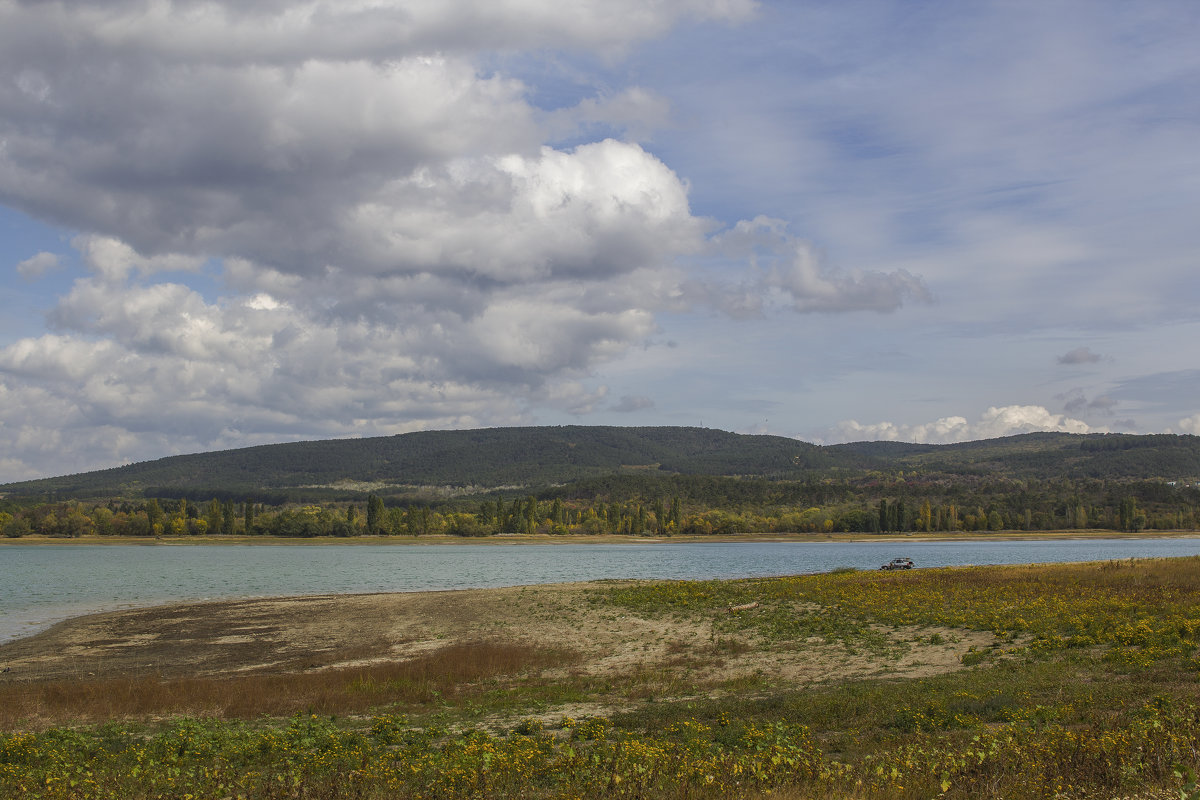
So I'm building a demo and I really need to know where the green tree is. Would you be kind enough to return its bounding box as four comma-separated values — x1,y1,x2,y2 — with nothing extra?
205,500,222,535
1119,497,1146,532
4,513,31,538
407,507,430,536
525,495,537,533
367,494,386,535
502,497,521,533
92,507,114,536
145,499,163,532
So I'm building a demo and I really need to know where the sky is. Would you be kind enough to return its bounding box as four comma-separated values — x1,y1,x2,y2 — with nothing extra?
1,0,1199,482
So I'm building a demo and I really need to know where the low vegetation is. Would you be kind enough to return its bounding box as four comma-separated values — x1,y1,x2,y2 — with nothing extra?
0,642,573,729
3,557,1200,797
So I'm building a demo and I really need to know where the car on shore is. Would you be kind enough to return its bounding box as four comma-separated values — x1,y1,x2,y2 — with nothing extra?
880,557,914,570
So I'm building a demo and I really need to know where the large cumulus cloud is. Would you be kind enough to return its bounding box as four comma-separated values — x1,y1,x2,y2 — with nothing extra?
0,0,929,480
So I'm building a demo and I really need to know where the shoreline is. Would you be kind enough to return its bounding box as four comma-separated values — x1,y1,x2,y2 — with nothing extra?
2,530,1198,546
6,551,1200,685
0,582,610,683
5,539,1200,652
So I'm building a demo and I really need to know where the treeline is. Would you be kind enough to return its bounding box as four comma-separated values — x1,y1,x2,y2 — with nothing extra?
3,474,1199,538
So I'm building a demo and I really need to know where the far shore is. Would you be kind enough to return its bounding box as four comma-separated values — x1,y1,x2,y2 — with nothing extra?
2,530,1198,546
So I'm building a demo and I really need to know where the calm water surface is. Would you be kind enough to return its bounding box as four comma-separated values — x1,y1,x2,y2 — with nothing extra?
3,538,1200,643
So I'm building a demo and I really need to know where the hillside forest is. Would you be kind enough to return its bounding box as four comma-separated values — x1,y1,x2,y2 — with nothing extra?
3,427,1200,538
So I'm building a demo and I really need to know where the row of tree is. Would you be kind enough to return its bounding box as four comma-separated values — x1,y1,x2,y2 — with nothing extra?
0,483,1186,538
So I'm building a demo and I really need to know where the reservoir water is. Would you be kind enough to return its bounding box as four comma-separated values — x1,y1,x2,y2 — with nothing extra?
3,537,1200,643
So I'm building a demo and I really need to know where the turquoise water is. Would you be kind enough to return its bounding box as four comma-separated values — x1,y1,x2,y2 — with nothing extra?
3,537,1200,642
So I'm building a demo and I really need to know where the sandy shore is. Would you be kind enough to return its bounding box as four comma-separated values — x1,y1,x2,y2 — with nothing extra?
0,579,996,713
3,533,1194,694
0,584,597,682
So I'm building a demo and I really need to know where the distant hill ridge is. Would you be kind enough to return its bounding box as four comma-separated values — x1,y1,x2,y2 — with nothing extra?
2,426,1199,499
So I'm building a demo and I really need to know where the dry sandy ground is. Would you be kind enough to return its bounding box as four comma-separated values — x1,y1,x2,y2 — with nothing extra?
0,582,996,707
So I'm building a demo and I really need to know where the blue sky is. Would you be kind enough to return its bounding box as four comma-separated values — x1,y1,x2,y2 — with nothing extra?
1,0,1199,481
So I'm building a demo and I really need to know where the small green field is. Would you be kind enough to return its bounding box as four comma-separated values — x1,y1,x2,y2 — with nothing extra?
4,558,1200,799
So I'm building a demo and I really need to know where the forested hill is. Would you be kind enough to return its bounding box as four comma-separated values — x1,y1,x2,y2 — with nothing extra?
0,427,841,498
829,432,1200,479
2,427,1199,501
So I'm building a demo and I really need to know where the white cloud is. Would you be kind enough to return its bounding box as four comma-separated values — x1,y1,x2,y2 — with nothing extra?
73,235,206,282
0,336,118,383
15,251,59,280
0,235,665,478
825,405,1102,445
340,139,708,289
0,0,949,482
1179,415,1200,436
3,1,756,66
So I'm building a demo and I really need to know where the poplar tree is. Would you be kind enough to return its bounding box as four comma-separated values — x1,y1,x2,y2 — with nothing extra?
525,495,537,533
367,494,385,535
205,499,222,534
145,499,163,533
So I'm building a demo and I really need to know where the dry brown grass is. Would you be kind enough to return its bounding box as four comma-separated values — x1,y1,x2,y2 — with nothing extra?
0,640,576,729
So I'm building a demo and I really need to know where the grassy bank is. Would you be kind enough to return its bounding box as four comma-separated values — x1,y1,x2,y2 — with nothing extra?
3,559,1200,798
